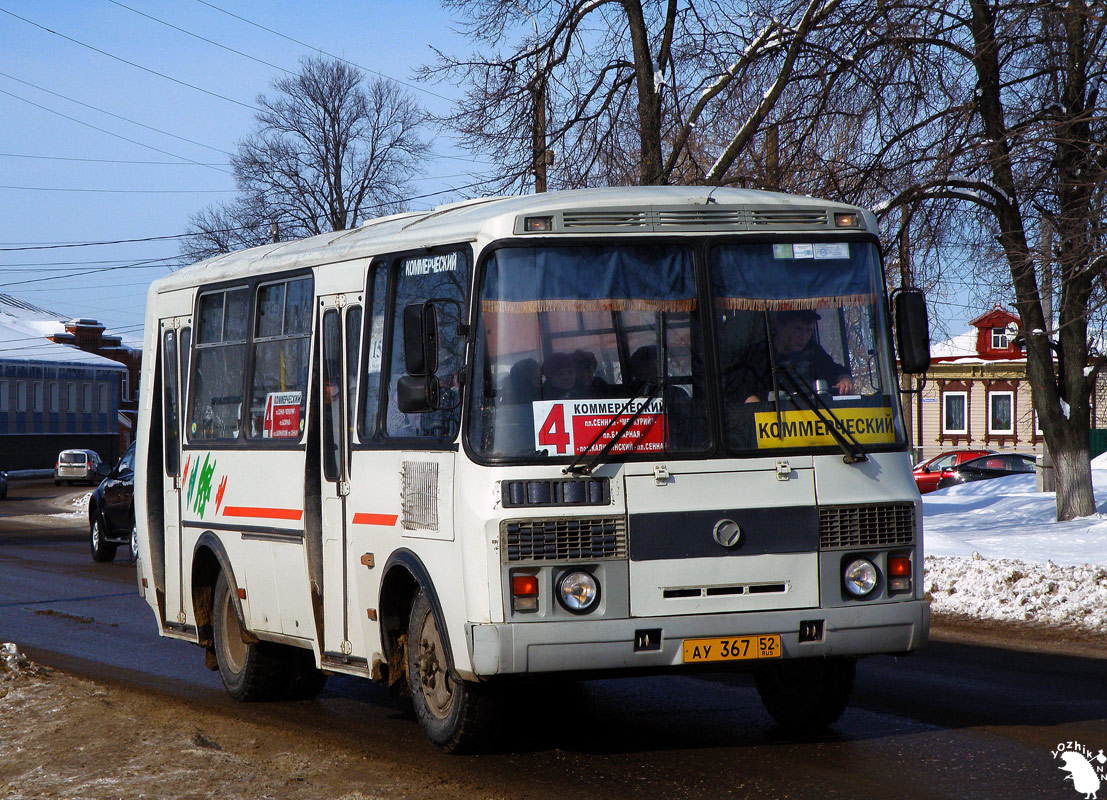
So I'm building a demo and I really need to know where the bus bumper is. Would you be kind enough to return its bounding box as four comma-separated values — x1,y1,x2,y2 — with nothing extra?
465,599,929,678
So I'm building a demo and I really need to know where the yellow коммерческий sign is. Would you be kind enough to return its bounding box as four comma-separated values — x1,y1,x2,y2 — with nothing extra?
754,408,896,449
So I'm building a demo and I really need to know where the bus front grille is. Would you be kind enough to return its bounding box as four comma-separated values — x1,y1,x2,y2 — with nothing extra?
502,517,627,563
819,503,915,549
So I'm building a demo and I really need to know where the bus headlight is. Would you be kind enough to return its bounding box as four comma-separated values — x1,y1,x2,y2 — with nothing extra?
843,559,878,597
557,570,600,614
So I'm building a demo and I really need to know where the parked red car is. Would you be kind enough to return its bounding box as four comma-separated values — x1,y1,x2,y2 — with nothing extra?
913,449,993,494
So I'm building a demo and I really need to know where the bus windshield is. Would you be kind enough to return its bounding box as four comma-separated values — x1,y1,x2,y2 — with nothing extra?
711,241,905,453
467,239,904,461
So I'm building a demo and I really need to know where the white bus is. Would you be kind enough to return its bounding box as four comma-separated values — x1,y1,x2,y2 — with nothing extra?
135,186,931,752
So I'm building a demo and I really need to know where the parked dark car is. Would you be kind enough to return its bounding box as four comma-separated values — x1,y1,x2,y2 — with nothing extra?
913,449,993,494
88,443,136,562
936,452,1036,490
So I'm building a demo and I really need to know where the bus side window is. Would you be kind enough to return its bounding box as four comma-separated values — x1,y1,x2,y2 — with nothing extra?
189,287,250,441
162,329,180,476
360,267,388,440
384,249,469,441
247,276,313,440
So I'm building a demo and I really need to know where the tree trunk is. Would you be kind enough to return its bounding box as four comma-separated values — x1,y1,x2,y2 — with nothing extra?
621,0,664,185
1053,428,1096,520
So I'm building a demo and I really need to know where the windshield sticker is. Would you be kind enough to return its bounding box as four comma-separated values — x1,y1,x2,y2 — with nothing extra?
404,252,457,275
754,407,895,449
262,391,302,439
814,243,850,260
533,398,666,456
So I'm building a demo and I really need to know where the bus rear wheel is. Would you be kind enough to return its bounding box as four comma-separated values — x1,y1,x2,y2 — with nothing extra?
407,590,499,753
755,656,856,731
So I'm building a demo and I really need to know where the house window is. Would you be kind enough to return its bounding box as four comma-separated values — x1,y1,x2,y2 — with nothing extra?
991,327,1010,350
83,384,93,412
121,372,130,401
50,383,59,412
99,384,108,413
988,390,1014,434
942,391,967,434
0,379,9,412
16,381,27,412
33,382,43,412
67,383,76,411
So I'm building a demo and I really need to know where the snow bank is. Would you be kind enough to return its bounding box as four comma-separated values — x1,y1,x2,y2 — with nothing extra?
923,456,1107,633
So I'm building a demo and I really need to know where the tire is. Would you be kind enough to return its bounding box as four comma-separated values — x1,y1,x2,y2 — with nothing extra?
212,571,287,701
284,646,328,700
407,589,499,753
755,656,856,731
89,514,118,562
129,525,139,562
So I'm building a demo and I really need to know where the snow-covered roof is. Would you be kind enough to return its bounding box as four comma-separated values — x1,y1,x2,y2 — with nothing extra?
0,295,126,370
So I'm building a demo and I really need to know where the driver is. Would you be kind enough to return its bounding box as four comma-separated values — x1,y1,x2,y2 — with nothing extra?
744,309,853,402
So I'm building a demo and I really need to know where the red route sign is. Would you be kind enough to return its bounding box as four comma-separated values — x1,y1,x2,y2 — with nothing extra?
263,391,302,439
533,398,666,456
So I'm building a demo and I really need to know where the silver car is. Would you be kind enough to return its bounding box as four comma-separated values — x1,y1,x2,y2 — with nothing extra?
54,449,101,486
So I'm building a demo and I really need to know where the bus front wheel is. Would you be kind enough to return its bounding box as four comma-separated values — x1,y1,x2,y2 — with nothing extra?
212,571,285,701
755,656,856,731
407,590,499,753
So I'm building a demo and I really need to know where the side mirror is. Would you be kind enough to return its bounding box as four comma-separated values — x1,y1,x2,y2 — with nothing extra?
893,289,930,375
96,462,112,478
403,302,438,377
397,374,440,413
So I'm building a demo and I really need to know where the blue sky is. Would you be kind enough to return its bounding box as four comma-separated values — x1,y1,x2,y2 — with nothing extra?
0,0,478,340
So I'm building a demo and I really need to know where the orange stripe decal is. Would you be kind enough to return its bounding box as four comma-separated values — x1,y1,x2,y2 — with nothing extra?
352,513,398,526
222,506,304,521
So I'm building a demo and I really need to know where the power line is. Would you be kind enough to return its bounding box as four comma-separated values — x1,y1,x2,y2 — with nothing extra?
0,6,257,111
192,0,454,104
0,72,231,157
0,87,233,174
0,152,226,166
106,0,292,76
0,185,234,194
0,179,488,252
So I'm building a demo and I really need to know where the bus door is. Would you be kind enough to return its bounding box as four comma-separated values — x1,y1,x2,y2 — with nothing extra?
319,295,362,658
159,316,191,627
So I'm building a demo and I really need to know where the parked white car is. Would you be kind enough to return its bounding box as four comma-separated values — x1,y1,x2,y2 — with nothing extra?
54,449,102,486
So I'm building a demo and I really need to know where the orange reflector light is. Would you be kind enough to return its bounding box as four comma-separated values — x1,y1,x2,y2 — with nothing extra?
512,574,539,597
833,212,860,228
524,216,553,232
888,556,911,577
236,588,247,599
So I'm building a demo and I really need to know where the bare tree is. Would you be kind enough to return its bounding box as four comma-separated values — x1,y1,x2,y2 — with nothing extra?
182,56,430,261
863,0,1107,520
423,0,885,193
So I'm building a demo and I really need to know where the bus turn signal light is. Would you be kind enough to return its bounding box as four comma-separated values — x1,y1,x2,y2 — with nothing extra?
888,555,911,593
512,574,539,612
888,556,911,576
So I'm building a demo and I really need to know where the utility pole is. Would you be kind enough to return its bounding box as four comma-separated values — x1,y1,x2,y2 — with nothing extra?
270,221,280,244
513,2,548,193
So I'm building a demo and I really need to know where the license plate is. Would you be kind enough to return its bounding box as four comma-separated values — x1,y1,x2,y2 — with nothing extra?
682,634,781,663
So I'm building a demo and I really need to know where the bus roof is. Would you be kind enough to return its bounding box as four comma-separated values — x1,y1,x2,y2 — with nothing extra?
152,186,870,293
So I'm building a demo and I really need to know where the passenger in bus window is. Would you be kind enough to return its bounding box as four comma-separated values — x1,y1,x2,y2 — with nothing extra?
572,349,609,397
502,357,541,404
541,352,580,400
744,310,853,401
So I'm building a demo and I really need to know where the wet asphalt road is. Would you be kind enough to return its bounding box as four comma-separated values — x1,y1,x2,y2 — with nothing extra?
1,477,1104,799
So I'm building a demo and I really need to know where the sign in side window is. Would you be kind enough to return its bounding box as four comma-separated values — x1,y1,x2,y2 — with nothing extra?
359,267,388,440
248,276,313,440
384,250,469,441
189,287,250,441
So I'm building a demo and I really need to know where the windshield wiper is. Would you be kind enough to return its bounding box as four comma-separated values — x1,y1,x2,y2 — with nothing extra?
774,365,868,464
563,380,662,476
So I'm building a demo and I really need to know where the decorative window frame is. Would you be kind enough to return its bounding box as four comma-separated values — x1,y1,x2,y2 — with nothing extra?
941,389,968,435
991,327,1010,350
988,390,1015,435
